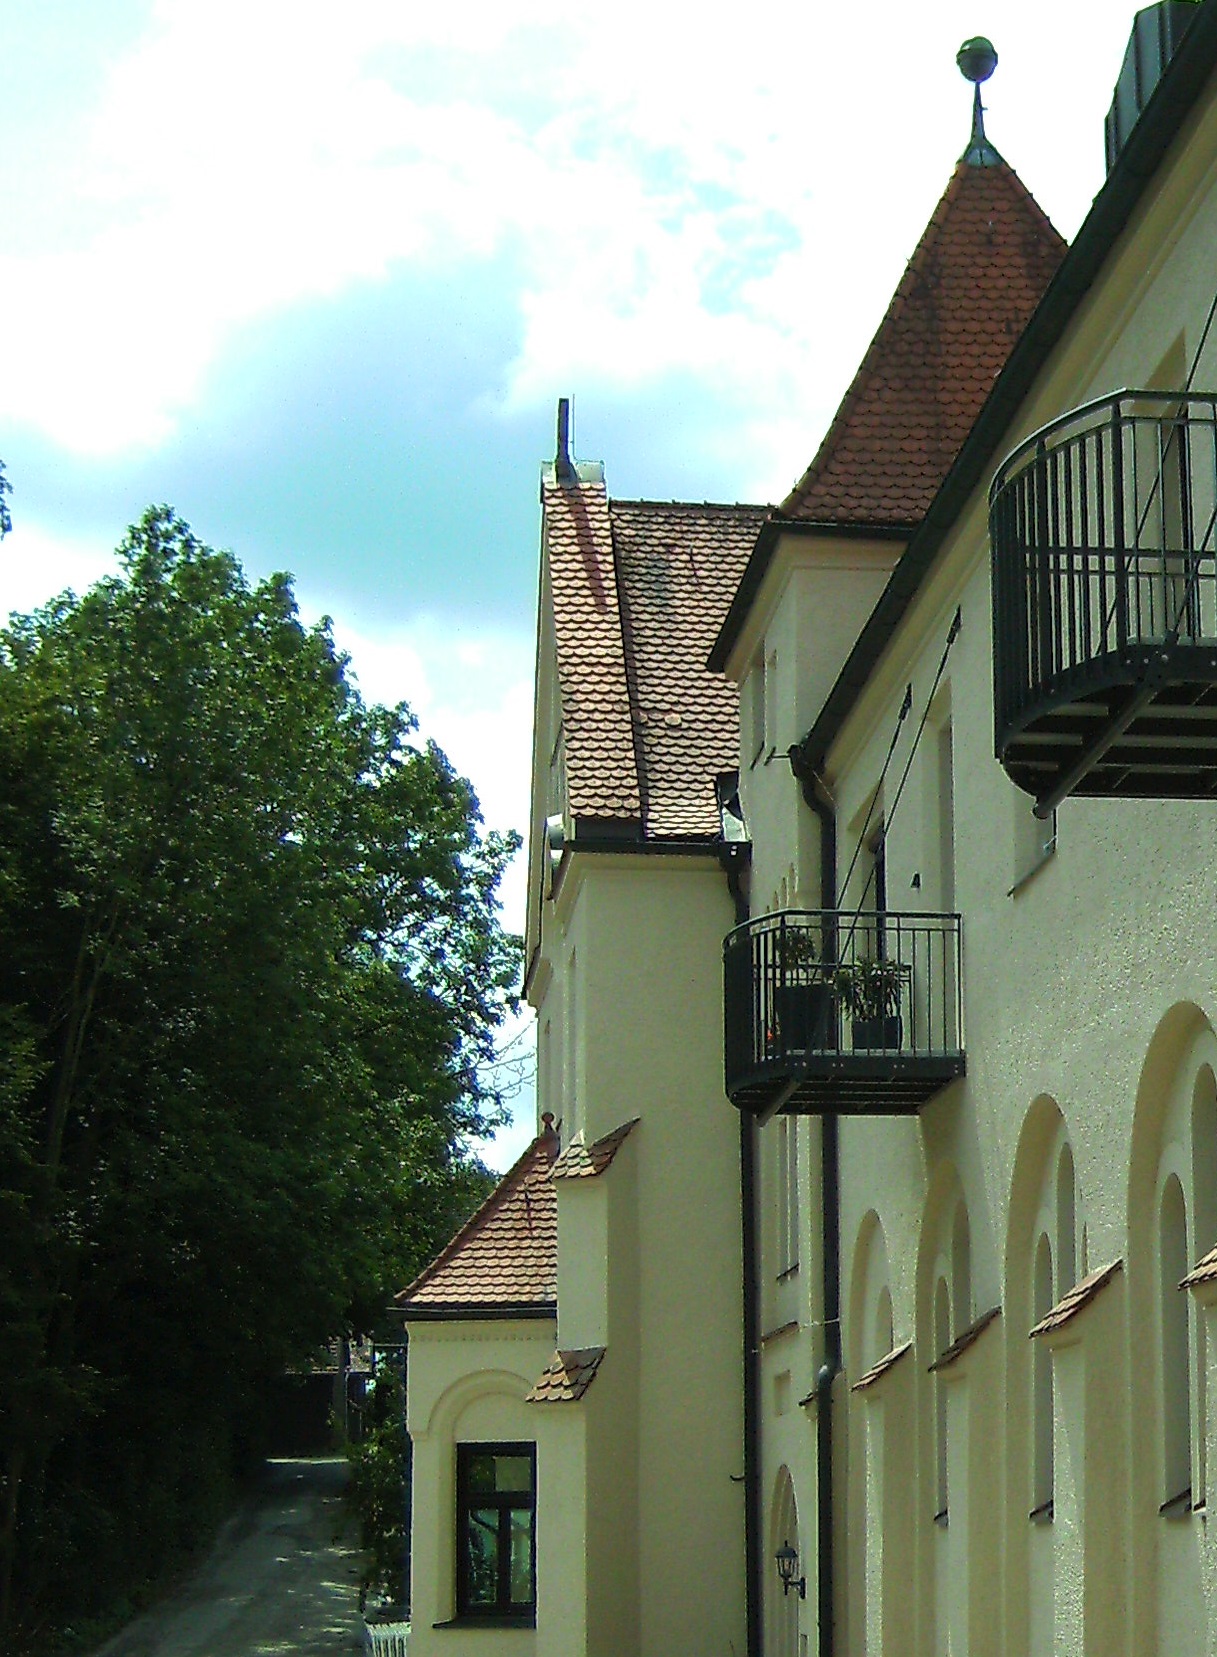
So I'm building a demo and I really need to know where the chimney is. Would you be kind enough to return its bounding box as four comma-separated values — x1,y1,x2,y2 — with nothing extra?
555,398,577,486
1105,2,1202,172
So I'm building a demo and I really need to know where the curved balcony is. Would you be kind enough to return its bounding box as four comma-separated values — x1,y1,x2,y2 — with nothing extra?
723,910,964,1118
992,391,1217,810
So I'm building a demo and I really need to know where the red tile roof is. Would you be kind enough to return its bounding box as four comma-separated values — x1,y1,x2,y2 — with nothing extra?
928,1305,1001,1372
782,160,1066,526
544,479,641,825
544,484,766,840
851,1340,913,1393
1030,1259,1122,1335
612,501,769,838
1182,1248,1217,1289
394,1126,560,1318
552,1117,639,1180
525,1346,606,1403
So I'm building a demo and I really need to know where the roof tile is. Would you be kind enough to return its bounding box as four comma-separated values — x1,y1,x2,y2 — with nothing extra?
852,1340,913,1393
928,1305,1001,1372
395,1127,559,1316
611,500,768,838
545,489,765,840
525,1347,606,1403
1182,1248,1217,1289
552,1117,639,1180
1030,1259,1122,1335
782,160,1066,526
544,480,641,824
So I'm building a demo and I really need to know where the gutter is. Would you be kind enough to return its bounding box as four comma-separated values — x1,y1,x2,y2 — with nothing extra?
790,755,841,1657
718,840,761,1657
393,1302,558,1324
793,0,1217,780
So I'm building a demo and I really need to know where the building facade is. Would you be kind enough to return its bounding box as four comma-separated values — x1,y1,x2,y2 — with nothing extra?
399,5,1217,1652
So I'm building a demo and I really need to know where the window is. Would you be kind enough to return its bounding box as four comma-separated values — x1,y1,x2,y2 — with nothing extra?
776,1116,799,1277
936,715,956,911
1032,1233,1054,1518
750,652,766,763
1160,1177,1192,1509
456,1443,536,1621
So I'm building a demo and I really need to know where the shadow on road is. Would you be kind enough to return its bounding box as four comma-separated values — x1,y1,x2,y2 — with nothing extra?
90,1458,363,1657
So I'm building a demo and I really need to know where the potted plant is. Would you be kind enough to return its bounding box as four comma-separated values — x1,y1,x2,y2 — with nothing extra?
773,925,836,1052
835,956,906,1050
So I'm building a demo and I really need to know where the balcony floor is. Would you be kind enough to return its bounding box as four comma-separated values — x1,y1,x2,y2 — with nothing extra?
1000,647,1217,804
730,1051,966,1117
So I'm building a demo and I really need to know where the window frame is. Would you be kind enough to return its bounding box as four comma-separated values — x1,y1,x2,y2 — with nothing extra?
455,1441,537,1623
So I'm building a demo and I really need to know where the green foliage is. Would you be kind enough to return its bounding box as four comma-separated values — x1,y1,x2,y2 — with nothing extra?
834,957,905,1020
348,1361,409,1611
0,509,520,1645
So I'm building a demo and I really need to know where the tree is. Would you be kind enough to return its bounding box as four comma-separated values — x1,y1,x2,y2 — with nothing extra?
0,508,519,1643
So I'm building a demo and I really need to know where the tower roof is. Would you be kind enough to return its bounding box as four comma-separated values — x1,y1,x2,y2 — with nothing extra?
781,158,1066,527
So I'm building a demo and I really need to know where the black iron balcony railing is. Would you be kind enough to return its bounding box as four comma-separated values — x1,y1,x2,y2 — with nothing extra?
723,910,964,1117
991,391,1217,809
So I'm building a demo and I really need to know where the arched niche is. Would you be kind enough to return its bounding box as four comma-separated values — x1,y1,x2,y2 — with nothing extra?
767,1465,801,1657
1005,1095,1079,1335
425,1366,536,1442
849,1208,895,1377
1125,1002,1217,1642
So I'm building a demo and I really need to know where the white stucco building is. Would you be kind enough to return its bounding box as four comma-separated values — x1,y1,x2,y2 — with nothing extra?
398,5,1217,1653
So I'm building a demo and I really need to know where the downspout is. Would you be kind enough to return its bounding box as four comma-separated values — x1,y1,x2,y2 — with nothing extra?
719,840,761,1657
791,754,840,1657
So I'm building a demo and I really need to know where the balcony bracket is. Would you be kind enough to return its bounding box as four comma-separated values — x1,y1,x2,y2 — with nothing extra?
756,1076,801,1128
1033,662,1165,817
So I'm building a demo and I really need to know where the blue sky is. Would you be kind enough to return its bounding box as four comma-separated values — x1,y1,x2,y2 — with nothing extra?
0,0,1156,1165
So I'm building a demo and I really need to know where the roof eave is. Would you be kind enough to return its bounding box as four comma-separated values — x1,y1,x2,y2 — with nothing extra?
395,1300,558,1324
794,1,1217,780
708,517,916,675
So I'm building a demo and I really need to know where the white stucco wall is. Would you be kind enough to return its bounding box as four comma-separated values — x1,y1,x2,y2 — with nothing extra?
743,59,1217,1657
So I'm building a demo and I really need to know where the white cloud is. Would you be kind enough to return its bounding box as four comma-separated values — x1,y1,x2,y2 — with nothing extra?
1,0,1139,469
0,522,122,613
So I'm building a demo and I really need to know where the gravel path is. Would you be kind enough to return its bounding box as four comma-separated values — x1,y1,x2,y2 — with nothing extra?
90,1458,364,1657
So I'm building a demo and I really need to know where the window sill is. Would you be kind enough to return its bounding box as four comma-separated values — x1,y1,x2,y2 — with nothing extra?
1160,1486,1193,1520
434,1616,536,1630
777,1263,800,1283
1029,1498,1054,1525
932,1508,948,1528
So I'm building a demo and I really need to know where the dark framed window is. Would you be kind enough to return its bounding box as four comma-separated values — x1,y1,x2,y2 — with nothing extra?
456,1442,536,1621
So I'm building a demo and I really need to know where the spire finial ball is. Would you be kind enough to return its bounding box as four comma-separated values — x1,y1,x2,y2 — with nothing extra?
957,36,998,85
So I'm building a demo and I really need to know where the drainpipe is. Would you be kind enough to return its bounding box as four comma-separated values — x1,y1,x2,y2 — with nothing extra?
718,840,761,1657
790,753,840,1657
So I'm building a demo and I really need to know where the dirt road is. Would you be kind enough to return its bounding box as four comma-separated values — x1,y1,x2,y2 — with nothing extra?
91,1458,365,1657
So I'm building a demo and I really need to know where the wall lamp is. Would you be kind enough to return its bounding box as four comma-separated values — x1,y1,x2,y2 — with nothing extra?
775,1541,806,1599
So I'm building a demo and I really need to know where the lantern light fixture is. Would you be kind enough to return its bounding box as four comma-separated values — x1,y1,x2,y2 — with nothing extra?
775,1540,806,1599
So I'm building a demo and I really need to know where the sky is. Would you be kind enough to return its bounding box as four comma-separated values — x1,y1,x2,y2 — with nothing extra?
0,0,1162,1168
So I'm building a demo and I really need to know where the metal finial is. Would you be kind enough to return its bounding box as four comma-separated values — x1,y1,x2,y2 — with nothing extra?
957,37,1002,167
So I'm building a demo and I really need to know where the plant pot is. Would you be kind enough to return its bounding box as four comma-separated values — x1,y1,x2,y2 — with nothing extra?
852,1014,902,1051
776,982,836,1052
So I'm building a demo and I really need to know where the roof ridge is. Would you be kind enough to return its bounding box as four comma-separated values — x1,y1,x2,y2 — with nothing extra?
609,499,772,513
